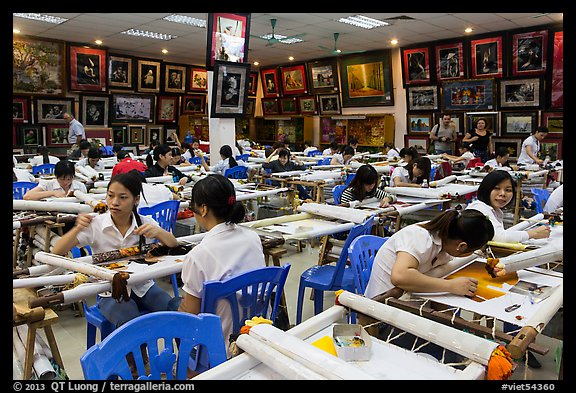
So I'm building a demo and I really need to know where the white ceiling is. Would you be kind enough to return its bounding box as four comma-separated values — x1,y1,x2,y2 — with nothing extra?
13,13,563,68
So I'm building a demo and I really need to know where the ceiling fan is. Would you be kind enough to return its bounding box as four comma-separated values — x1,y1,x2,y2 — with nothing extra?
251,18,306,47
319,33,366,55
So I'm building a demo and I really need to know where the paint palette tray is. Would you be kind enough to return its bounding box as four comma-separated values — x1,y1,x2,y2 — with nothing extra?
332,323,372,361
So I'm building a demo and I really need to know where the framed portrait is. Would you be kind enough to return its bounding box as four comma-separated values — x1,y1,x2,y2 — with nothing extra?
165,127,179,145
435,41,465,81
108,54,133,89
500,111,538,136
402,47,431,85
434,112,464,136
137,59,161,93
163,63,187,94
182,94,206,115
206,13,251,71
246,97,256,116
318,94,341,115
539,139,562,160
68,44,107,92
512,30,548,77
157,96,179,123
85,128,113,146
407,85,439,112
13,96,31,124
465,111,499,136
46,125,71,146
18,124,43,146
34,97,74,124
442,79,495,111
260,67,280,98
248,71,258,96
128,125,146,144
307,58,339,95
541,112,563,136
280,97,298,115
407,113,433,134
188,67,208,92
298,95,318,115
499,77,542,109
261,98,280,116
339,50,394,107
111,125,127,145
550,31,563,109
493,137,522,159
80,94,109,128
146,125,164,145
13,36,65,95
471,36,503,79
404,135,429,156
111,93,155,123
210,61,249,118
280,64,308,95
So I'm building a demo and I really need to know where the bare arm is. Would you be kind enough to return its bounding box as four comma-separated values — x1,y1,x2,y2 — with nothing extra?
462,132,478,143
133,224,178,248
52,214,94,255
178,292,201,314
199,153,210,171
392,176,421,188
525,145,543,164
23,187,66,200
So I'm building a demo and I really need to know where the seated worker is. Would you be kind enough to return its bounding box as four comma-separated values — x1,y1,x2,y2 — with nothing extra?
483,146,511,171
340,164,396,208
76,147,105,171
13,161,36,183
390,156,431,188
322,141,339,156
198,144,241,176
182,138,201,163
68,140,92,160
398,146,419,166
112,150,148,178
142,139,160,156
383,142,400,161
330,145,357,166
28,146,60,167
348,136,359,154
262,148,312,200
144,144,192,186
302,140,318,156
24,160,86,200
171,147,191,167
440,142,476,171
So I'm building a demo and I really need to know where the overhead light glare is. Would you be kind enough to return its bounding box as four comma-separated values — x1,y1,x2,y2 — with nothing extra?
13,13,68,24
337,15,389,29
121,29,176,40
163,14,206,27
465,27,473,33
390,39,398,45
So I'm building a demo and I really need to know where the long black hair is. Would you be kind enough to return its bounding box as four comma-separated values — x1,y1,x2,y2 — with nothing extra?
146,144,172,168
346,164,379,201
407,156,431,184
191,174,245,224
38,146,50,164
220,145,238,168
54,160,76,178
108,171,145,248
476,170,516,208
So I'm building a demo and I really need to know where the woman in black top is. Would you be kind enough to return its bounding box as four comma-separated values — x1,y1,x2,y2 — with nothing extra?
463,117,492,163
144,144,191,185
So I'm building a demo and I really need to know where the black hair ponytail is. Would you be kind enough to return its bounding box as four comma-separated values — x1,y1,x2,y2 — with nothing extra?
191,174,245,224
420,209,494,250
220,145,238,168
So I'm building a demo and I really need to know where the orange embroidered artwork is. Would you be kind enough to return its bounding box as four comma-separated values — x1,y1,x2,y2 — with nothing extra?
445,261,519,302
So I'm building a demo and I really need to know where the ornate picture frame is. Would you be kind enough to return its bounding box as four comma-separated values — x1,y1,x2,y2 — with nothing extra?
181,94,206,115
318,94,341,115
111,93,155,123
500,111,538,136
280,97,299,115
402,47,431,85
85,128,113,147
163,63,187,94
541,112,563,136
68,44,107,92
18,124,43,146
280,63,308,96
80,94,109,128
499,77,542,109
404,135,429,156
157,95,179,123
512,29,548,77
471,36,503,79
13,96,31,124
108,54,133,89
261,98,280,116
210,61,249,118
248,71,258,96
34,97,75,124
246,97,256,116
137,59,161,93
206,13,251,71
407,85,439,112
407,113,433,134
493,137,522,159
46,124,72,146
306,58,339,95
539,138,562,160
188,66,208,92
112,125,127,145
465,111,499,136
260,67,280,98
128,124,146,144
435,41,465,81
442,79,495,111
146,124,164,145
297,95,318,115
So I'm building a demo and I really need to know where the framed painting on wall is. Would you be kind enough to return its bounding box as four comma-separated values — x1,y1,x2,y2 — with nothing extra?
137,59,161,93
13,36,65,95
500,111,538,136
182,94,206,115
434,112,464,136
541,112,563,136
318,94,341,115
550,31,563,109
260,67,280,98
248,71,258,96
146,125,164,145
442,79,495,111
471,36,503,79
435,41,465,81
108,54,133,89
465,111,499,136
297,95,318,115
188,67,208,92
85,128,113,146
493,137,522,159
210,61,249,118
111,93,155,123
499,77,542,109
280,97,298,115
112,126,127,145
80,94,109,128
13,96,31,124
340,50,394,107
539,139,562,160
46,125,71,146
404,135,429,156
406,85,439,112
512,29,548,77
402,47,431,85
280,64,308,95
246,97,256,116
18,124,43,146
128,125,146,144
307,58,339,95
163,63,187,94
261,98,280,116
407,113,433,134
34,97,74,124
206,13,251,70
68,44,107,92
157,96,179,123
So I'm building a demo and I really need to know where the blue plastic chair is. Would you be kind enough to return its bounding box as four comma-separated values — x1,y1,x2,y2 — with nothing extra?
332,184,347,205
307,150,322,157
99,146,114,156
531,188,551,214
236,154,250,162
80,312,227,380
318,157,331,165
344,173,355,186
189,156,203,165
13,181,38,200
348,235,388,295
224,165,248,179
32,163,55,175
296,216,375,324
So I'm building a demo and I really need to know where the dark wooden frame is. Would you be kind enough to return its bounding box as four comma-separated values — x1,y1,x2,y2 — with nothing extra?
306,58,339,95
404,135,429,156
80,94,109,128
471,36,503,79
280,97,299,115
128,124,146,144
157,95,180,123
539,138,562,160
112,125,127,145
181,94,206,115
260,67,281,98
297,95,318,115
13,96,31,124
163,63,187,94
441,79,496,111
108,54,133,89
111,93,155,124
465,111,499,136
85,128,113,146
280,63,308,96
435,41,465,81
137,59,161,93
541,111,563,137
492,137,522,159
18,124,43,146
34,97,75,124
511,29,548,77
261,98,280,115
210,61,249,118
248,71,258,96
318,94,341,115
46,124,72,146
406,85,439,112
500,111,538,136
246,97,256,116
498,77,543,109
146,124,164,145
206,12,251,71
402,47,431,86
68,44,107,92
407,113,433,134
188,66,208,92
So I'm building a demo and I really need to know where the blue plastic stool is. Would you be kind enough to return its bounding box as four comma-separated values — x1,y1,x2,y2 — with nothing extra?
13,181,38,200
32,163,55,175
224,165,248,179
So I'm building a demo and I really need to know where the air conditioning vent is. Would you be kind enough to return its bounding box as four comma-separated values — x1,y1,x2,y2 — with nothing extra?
384,15,416,21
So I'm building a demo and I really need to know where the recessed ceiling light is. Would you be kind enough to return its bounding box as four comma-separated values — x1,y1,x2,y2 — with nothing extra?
121,29,176,40
253,61,260,66
390,39,398,45
13,28,20,34
288,56,294,61
95,40,103,45
337,15,389,29
465,27,473,33
163,14,206,28
162,49,168,54
13,13,68,24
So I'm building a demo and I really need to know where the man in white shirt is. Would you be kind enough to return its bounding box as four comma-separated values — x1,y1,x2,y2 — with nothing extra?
63,112,86,149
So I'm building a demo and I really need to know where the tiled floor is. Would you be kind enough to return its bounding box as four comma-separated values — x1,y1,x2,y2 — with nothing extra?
24,240,562,381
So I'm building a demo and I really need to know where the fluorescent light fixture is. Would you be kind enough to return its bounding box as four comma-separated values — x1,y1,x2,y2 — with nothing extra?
13,13,68,24
337,15,389,29
163,14,206,27
121,29,176,40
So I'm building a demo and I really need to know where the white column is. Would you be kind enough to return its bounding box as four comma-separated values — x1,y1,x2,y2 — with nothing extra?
207,70,236,160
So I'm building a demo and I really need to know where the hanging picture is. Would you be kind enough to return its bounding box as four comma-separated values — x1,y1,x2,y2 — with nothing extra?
261,98,280,115
260,67,280,98
34,97,75,124
404,135,429,156
182,94,206,115
112,125,127,145
248,71,258,96
550,31,563,109
407,114,433,134
246,97,256,116
206,13,251,70
539,139,562,160
146,125,164,145
339,50,394,107
402,47,431,85
188,66,208,92
499,77,542,109
307,58,339,95
280,64,308,95
68,44,108,93
500,111,538,136
80,94,109,128
512,30,548,76
18,124,43,146
128,125,146,144
108,54,133,89
13,96,31,124
163,63,187,94
210,61,249,118
298,95,318,115
157,96,179,123
493,137,522,159
435,41,465,81
280,97,298,115
442,79,495,111
13,36,65,95
471,36,503,78
406,85,439,112
137,59,161,93
465,111,499,136
85,128,113,147
318,94,341,115
111,93,155,123
541,112,563,136
46,124,71,146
